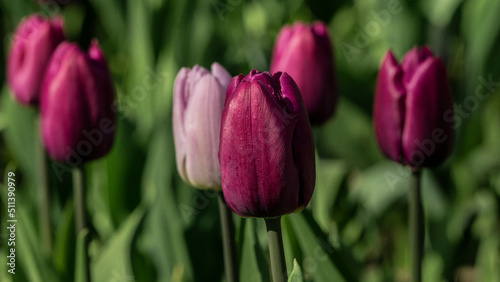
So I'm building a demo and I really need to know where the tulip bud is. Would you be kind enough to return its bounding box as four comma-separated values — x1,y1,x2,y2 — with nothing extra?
270,21,337,125
373,47,454,168
219,70,316,218
7,14,65,105
173,63,232,189
41,40,116,164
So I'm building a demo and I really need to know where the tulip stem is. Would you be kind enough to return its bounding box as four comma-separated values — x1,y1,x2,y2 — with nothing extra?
218,192,239,282
36,117,52,257
409,169,423,282
73,166,91,282
265,217,287,282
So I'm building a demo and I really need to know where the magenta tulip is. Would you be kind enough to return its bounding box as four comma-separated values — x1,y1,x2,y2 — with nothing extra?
270,21,336,125
7,14,65,105
41,40,115,164
219,70,315,218
374,46,454,167
173,63,232,189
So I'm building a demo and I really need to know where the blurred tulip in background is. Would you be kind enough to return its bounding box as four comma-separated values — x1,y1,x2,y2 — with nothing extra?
7,14,65,105
270,21,337,125
41,40,115,164
374,46,454,168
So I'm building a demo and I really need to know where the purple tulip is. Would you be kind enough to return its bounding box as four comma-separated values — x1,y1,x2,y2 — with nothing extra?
219,70,316,218
173,63,232,189
7,14,65,105
41,40,116,164
270,21,336,125
374,47,454,167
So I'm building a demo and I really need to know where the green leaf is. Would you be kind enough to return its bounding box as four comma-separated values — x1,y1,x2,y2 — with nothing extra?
92,205,146,282
287,211,360,281
288,259,304,282
312,159,349,231
421,170,449,220
0,87,37,180
349,161,410,217
62,2,86,42
139,128,194,281
317,98,383,168
422,0,464,27
74,229,89,282
282,216,302,274
91,119,144,231
125,0,155,140
14,189,58,282
476,235,500,281
422,251,444,282
240,219,270,282
462,0,500,90
87,0,125,44
52,201,76,278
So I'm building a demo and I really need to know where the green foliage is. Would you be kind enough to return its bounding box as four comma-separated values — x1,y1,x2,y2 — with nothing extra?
1,0,500,281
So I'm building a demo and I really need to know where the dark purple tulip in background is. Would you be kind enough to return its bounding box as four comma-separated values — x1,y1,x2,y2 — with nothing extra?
7,14,65,105
270,21,337,125
374,46,454,168
219,70,315,218
41,40,115,164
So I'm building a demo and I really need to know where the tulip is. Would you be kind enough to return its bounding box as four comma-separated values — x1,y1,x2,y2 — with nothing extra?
173,63,239,281
173,63,232,189
7,14,65,105
41,40,115,164
373,46,454,168
270,21,336,125
219,70,316,218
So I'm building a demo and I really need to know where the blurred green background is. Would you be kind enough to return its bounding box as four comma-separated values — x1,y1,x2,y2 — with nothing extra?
1,0,499,281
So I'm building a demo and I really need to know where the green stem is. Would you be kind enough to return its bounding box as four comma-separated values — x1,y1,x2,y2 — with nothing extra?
409,169,423,282
265,217,287,282
218,192,239,282
36,117,52,257
73,166,90,282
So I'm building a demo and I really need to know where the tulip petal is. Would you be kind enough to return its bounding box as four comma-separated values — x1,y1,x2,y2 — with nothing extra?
185,65,209,98
225,74,244,104
41,45,89,162
84,41,116,157
277,72,316,208
211,62,232,90
402,57,454,167
220,79,300,217
271,24,295,68
401,46,433,85
173,68,190,182
184,74,225,188
373,50,406,163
